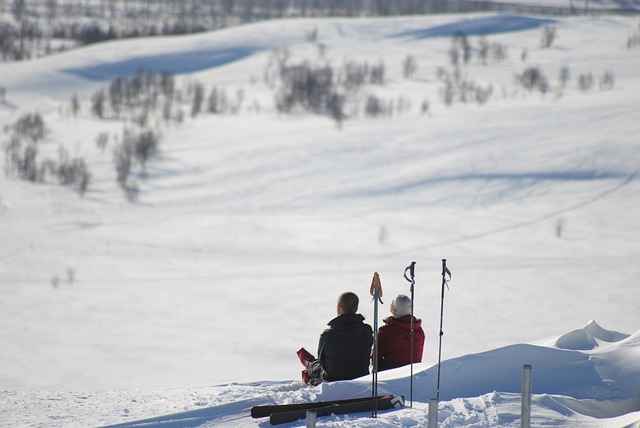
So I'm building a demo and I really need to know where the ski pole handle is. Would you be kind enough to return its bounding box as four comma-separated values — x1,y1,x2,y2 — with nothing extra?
404,261,416,282
442,259,451,282
370,272,384,304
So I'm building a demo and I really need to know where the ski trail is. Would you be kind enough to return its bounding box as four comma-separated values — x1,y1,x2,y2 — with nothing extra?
100,397,267,428
394,169,639,255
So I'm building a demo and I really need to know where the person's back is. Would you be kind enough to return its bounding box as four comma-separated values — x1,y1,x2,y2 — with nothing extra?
304,292,373,384
319,311,373,381
377,294,425,372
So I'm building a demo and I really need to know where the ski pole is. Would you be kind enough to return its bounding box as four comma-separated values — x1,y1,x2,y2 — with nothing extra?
436,259,452,402
370,272,383,418
403,261,416,408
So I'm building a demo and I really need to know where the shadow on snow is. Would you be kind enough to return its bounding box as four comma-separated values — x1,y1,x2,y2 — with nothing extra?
63,46,261,81
392,15,556,39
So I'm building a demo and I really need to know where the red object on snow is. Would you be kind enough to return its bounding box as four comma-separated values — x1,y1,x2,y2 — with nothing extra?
297,347,315,366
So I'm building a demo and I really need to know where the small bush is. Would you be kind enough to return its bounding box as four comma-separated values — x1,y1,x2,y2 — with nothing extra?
113,127,161,200
599,71,615,90
578,73,594,92
402,55,417,79
3,113,90,195
517,67,549,93
364,95,386,117
12,112,46,142
627,25,640,49
56,147,91,196
559,66,570,88
540,26,556,48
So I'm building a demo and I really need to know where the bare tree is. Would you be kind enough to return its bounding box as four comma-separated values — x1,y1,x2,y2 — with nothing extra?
559,66,570,88
578,73,594,92
402,54,417,79
540,26,556,48
599,71,614,90
71,93,80,116
517,67,549,93
191,83,204,117
92,90,106,118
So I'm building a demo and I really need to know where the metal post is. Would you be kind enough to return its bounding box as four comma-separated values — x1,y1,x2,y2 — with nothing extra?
306,410,317,428
521,364,532,428
428,399,438,428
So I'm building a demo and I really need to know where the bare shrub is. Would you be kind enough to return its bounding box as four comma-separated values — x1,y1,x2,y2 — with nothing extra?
274,61,338,115
627,25,640,49
599,71,615,90
71,93,80,116
402,55,417,78
369,61,385,84
191,83,205,117
364,95,387,117
578,73,594,92
4,113,90,195
56,147,91,196
96,132,109,152
517,67,549,93
340,61,369,93
4,113,46,181
559,66,570,88
540,26,556,48
452,33,472,65
12,112,46,142
477,36,508,65
207,87,228,114
421,99,430,115
113,127,161,199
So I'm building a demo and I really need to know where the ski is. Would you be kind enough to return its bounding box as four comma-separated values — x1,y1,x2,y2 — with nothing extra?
251,395,386,419
266,395,404,425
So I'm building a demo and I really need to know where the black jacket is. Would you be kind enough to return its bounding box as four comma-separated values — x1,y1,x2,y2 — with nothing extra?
310,313,373,382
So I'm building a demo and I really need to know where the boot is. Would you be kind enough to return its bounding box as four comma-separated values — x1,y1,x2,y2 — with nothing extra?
301,369,310,384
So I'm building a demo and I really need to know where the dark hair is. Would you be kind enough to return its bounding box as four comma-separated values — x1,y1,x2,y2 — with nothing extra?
338,292,359,314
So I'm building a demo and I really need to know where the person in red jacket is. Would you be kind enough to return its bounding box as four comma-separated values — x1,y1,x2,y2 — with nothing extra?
376,294,425,371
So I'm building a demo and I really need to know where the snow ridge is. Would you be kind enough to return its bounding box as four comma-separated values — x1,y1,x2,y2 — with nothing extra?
554,319,631,350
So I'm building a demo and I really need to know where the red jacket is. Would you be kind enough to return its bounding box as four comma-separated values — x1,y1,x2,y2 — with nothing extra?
376,315,425,371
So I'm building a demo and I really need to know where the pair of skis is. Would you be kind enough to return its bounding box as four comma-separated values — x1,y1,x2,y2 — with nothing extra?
251,395,405,425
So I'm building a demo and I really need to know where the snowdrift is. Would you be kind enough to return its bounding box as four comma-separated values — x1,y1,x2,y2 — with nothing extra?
85,321,640,427
4,321,638,427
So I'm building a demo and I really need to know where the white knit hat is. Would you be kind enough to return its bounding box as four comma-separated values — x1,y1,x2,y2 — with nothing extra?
392,294,412,317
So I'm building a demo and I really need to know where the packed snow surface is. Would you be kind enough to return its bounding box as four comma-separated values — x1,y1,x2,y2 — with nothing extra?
1,9,639,428
2,321,639,426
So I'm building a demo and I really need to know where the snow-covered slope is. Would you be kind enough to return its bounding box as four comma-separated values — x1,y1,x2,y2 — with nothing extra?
1,10,639,427
2,321,639,426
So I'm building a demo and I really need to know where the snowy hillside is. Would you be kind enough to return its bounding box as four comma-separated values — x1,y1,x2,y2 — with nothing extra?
1,10,640,427
3,321,640,426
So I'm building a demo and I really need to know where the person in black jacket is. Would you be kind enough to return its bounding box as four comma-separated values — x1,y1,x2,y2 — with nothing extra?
299,292,373,385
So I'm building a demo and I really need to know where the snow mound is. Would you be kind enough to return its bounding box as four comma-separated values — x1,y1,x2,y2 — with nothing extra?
553,319,630,350
372,321,639,403
3,323,640,427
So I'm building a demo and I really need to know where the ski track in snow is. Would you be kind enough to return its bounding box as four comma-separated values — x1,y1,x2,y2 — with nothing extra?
394,168,640,253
